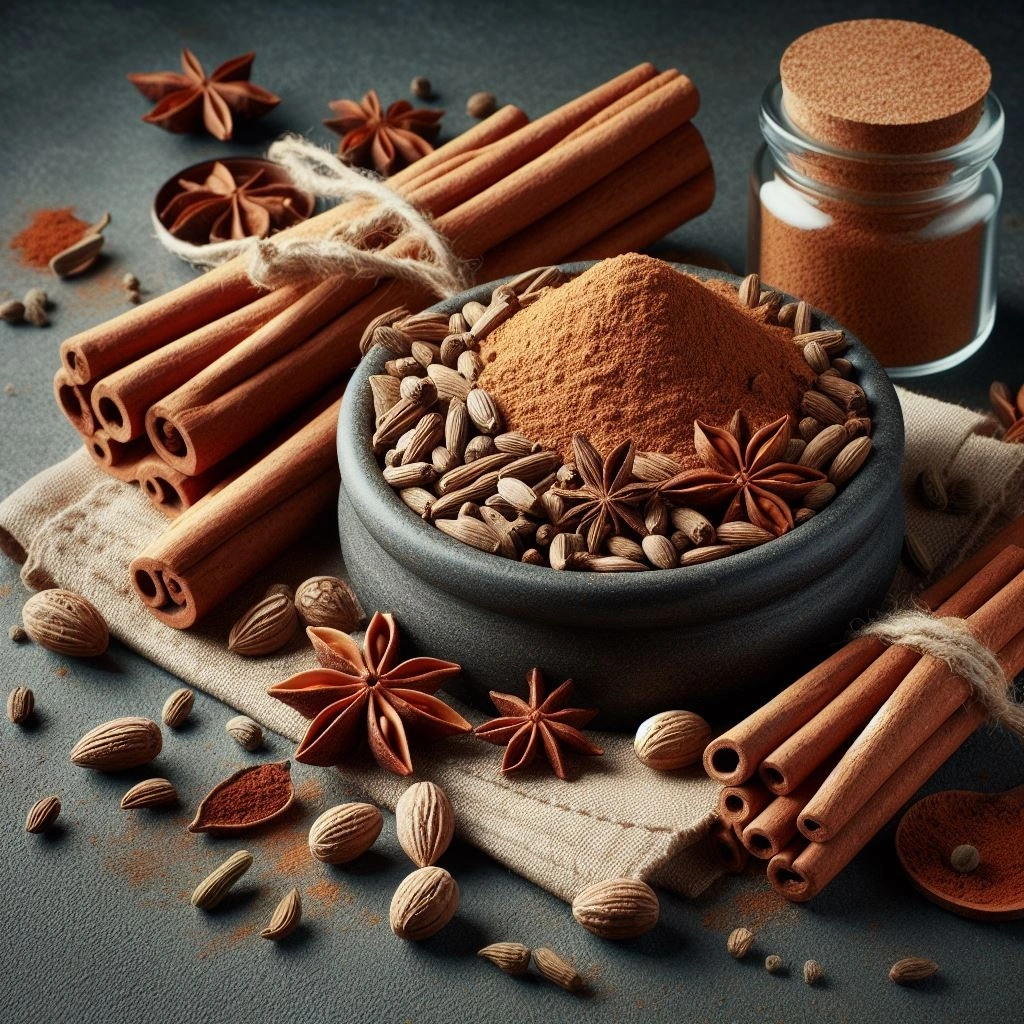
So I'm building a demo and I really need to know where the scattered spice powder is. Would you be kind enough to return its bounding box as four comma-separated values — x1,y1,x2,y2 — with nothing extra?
478,254,814,471
10,208,90,269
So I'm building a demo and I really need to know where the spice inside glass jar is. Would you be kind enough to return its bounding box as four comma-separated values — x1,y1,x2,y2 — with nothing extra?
748,19,1004,377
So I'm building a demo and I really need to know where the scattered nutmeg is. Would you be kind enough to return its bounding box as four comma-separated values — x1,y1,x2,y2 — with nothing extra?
0,299,26,324
23,288,50,326
396,780,455,868
294,575,363,631
466,91,497,119
571,878,659,939
764,954,784,974
7,686,34,725
261,887,302,941
410,76,432,99
228,585,298,655
950,843,980,873
533,947,585,993
161,687,194,728
633,710,711,771
727,926,754,960
225,714,263,752
25,795,61,834
389,865,459,941
309,802,383,864
120,778,179,810
69,716,162,771
889,956,939,985
21,588,109,657
803,959,824,985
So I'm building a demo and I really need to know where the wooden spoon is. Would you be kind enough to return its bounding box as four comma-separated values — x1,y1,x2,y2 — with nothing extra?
895,786,1024,920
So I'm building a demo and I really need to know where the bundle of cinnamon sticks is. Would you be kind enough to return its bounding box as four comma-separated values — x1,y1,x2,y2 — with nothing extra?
704,517,1024,901
51,63,714,628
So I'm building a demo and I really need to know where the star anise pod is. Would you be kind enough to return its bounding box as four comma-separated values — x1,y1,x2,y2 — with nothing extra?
323,90,444,176
549,434,655,553
267,612,470,776
158,161,310,244
475,667,604,781
659,412,825,536
990,381,1024,443
128,49,280,141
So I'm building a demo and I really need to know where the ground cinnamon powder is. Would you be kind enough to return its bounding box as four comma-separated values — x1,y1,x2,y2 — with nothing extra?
197,761,293,828
478,254,814,471
10,208,90,269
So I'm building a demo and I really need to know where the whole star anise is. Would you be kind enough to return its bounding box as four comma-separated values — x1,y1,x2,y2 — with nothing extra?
128,49,280,141
475,667,604,781
990,381,1024,443
658,412,825,536
323,90,444,176
549,434,655,553
267,612,470,776
158,161,310,244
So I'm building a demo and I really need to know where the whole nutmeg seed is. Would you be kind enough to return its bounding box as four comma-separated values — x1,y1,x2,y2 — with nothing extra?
466,91,497,119
950,844,980,873
308,802,383,864
727,926,754,960
225,714,263,752
634,710,712,771
25,795,61,834
22,588,109,657
765,954,784,974
7,686,34,724
889,956,939,985
389,865,459,941
571,878,659,939
161,687,194,728
396,781,455,868
294,576,363,632
228,586,298,656
803,959,824,985
410,76,432,99
69,716,162,771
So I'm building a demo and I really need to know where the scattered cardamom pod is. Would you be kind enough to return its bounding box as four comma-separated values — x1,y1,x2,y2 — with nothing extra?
916,467,948,510
261,887,302,941
69,716,162,771
803,959,824,985
23,288,50,326
950,844,979,873
21,588,109,657
25,795,61,834
225,714,263,752
533,947,585,993
765,954,784,974
120,778,179,810
161,687,194,728
191,850,254,910
478,942,531,975
727,927,754,960
889,956,938,985
228,585,298,656
7,686,34,724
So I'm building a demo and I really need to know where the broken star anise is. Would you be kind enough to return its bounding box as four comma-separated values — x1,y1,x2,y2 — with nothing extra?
658,412,825,537
267,612,470,777
158,161,310,244
476,667,604,781
323,90,444,176
990,381,1024,443
128,49,280,141
550,434,655,553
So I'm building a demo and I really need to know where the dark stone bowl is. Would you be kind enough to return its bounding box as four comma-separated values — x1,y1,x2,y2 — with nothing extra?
337,263,905,730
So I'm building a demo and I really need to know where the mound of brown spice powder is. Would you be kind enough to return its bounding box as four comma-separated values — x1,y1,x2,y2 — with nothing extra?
10,207,90,269
478,254,815,471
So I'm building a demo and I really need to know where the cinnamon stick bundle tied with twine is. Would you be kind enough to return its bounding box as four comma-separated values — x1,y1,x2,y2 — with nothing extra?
705,517,1024,902
49,63,715,627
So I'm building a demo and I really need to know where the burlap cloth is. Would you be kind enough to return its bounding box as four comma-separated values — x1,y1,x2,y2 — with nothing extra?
1,387,1021,902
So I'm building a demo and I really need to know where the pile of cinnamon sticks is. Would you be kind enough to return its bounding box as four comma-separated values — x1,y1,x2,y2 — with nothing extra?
51,63,714,628
705,518,1024,901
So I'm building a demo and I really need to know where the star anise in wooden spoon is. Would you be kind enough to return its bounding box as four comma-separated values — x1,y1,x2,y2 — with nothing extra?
158,161,310,244
990,381,1024,443
128,49,280,141
267,612,470,776
658,412,824,536
476,667,604,781
323,90,444,176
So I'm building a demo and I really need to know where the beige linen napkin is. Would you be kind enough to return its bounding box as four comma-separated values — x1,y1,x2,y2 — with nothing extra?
2,387,1021,903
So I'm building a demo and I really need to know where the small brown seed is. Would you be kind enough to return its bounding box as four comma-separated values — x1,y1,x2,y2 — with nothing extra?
606,535,645,561
799,416,822,441
161,688,194,728
225,715,263,752
436,516,501,554
801,389,846,427
765,954,784,974
400,487,434,517
309,803,383,864
784,438,807,463
26,795,61,834
534,947,585,993
803,959,824,985
738,273,760,308
1,299,26,324
717,522,774,548
120,777,179,810
410,76,432,99
799,424,847,471
384,355,421,378
793,328,846,354
359,305,407,354
916,467,948,510
950,844,979,873
571,878,659,939
680,544,733,566
438,452,514,494
795,507,816,525
411,340,441,367
390,865,459,940
903,531,934,575
521,548,544,565
7,686,34,724
550,532,585,570
803,481,837,510
828,436,872,487
670,507,716,545
466,388,504,435
228,587,298,656
585,554,650,572
466,91,497,119
777,302,798,327
122,272,140,291
191,850,253,910
634,710,711,771
9,624,28,642
889,956,938,985
22,588,109,657
261,887,303,941
294,576,363,632
642,533,678,569
23,288,51,326
456,348,483,382
496,476,542,516
384,461,438,489
727,927,754,959
802,340,830,374
793,300,813,335
461,300,487,326
478,941,531,975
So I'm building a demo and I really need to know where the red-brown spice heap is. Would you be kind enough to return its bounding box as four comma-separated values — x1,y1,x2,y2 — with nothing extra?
10,208,90,269
478,254,814,471
189,760,294,834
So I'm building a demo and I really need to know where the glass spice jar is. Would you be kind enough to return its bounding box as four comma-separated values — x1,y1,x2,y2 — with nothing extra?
748,21,1004,378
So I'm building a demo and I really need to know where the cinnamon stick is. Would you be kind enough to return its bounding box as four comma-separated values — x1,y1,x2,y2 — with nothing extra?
558,69,683,145
53,368,95,436
761,545,1024,797
130,399,342,627
710,819,750,875
768,627,1024,902
717,780,773,829
480,123,710,280
704,540,1024,787
797,566,1024,842
84,430,153,482
741,763,832,860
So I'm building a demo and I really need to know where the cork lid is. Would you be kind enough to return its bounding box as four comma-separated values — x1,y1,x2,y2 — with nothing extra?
780,19,991,154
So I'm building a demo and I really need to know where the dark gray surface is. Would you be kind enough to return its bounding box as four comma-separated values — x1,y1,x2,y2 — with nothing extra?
2,1,1023,1022
337,266,905,727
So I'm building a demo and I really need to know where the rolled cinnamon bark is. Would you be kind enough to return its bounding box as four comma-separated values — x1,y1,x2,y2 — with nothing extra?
710,819,750,875
717,780,773,828
84,430,154,482
53,368,96,436
768,627,1024,902
558,69,682,145
130,399,342,628
741,764,832,859
797,567,1024,842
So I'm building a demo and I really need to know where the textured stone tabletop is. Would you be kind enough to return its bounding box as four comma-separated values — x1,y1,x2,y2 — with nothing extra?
1,1,1022,1021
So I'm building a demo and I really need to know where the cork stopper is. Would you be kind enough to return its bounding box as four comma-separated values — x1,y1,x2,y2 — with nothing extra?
780,19,991,154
